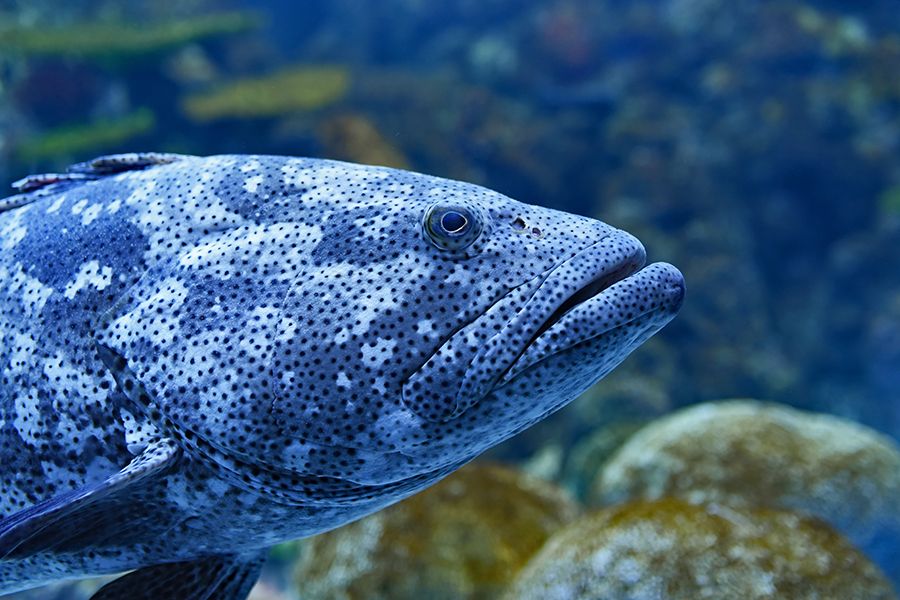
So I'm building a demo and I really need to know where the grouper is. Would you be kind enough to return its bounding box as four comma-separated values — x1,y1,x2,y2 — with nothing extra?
0,153,684,598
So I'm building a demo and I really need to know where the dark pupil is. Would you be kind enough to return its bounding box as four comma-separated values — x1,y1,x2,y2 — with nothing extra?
440,211,468,234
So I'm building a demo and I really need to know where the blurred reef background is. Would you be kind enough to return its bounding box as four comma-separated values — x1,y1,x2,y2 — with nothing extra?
2,0,900,598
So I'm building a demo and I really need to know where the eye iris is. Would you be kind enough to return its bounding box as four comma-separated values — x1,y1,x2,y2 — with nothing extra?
440,211,468,234
423,204,482,251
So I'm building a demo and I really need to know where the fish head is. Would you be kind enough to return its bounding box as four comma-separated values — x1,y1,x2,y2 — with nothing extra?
265,161,684,488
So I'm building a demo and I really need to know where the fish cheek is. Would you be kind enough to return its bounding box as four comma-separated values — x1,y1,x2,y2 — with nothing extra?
92,233,287,459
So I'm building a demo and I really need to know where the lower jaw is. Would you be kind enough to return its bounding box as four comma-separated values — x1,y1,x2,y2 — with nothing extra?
499,310,669,386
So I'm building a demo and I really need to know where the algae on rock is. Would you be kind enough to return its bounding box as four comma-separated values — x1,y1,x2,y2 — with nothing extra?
505,498,897,600
591,400,900,548
293,462,578,600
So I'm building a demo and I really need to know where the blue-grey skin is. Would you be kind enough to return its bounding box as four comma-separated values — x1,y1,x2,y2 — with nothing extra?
0,154,684,598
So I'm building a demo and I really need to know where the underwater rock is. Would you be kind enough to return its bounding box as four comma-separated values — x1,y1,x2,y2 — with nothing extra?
293,462,578,600
0,12,260,58
318,113,409,169
591,400,900,549
504,498,897,600
181,66,349,121
560,419,646,502
14,108,155,162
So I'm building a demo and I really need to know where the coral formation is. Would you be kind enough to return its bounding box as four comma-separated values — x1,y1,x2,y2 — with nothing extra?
0,12,260,58
504,498,897,600
182,67,350,121
15,109,155,162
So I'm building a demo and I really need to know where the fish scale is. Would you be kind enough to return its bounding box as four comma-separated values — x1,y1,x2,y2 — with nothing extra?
0,153,683,598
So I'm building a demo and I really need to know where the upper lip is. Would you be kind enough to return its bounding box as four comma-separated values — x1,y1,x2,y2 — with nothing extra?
499,260,684,384
454,233,647,405
526,256,645,346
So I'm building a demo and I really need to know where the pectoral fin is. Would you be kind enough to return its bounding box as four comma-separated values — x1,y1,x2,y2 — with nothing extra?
0,438,181,559
90,550,267,600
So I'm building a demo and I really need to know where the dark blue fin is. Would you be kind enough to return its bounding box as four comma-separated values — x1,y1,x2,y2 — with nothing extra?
0,439,181,559
90,550,267,600
5,152,190,202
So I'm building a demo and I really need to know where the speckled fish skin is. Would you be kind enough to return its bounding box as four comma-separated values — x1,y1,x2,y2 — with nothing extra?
0,154,684,596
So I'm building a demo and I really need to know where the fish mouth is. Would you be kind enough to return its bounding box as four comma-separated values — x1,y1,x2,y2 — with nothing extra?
497,260,684,385
402,230,684,422
457,231,679,399
523,257,643,351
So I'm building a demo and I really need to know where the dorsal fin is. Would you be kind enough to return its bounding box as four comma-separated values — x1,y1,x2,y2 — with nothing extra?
4,152,191,210
66,152,188,176
8,172,97,195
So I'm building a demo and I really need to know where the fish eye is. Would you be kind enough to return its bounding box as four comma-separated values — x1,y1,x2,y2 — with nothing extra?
424,204,483,251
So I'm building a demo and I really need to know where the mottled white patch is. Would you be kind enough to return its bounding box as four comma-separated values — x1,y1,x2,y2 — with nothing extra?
350,276,404,336
63,260,113,299
360,337,397,364
178,223,320,284
125,178,157,206
240,158,262,173
137,197,168,229
43,351,101,401
1,225,26,249
120,407,160,455
134,177,245,263
70,199,88,215
106,199,122,214
281,159,312,188
6,265,56,316
255,223,323,279
0,206,29,249
243,174,264,193
280,370,297,388
112,277,190,346
335,372,352,389
416,319,435,335
277,316,298,342
371,376,390,395
46,195,67,214
464,327,484,349
81,203,103,226
8,332,36,372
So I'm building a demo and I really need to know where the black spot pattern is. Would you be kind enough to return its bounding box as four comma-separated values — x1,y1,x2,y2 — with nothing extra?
0,154,683,595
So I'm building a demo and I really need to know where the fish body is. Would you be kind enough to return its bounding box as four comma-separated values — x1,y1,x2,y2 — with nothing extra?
0,154,683,598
